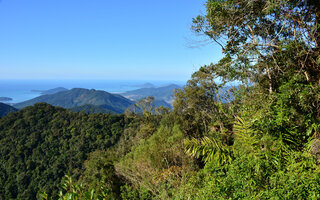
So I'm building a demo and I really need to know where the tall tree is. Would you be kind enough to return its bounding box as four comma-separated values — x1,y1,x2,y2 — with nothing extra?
193,0,320,93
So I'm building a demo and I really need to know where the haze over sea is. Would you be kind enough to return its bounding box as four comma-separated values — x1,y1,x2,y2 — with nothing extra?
0,80,185,103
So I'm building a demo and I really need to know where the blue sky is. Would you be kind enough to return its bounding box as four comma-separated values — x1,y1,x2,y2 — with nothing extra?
0,0,222,81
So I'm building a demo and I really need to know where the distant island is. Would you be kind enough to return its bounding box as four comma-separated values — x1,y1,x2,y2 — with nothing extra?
0,97,13,101
121,82,155,88
132,82,155,88
31,87,68,95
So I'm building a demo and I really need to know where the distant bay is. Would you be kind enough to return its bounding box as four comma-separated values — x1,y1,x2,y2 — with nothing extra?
0,80,185,103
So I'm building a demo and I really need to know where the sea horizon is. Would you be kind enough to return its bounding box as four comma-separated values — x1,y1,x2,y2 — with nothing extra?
0,79,186,104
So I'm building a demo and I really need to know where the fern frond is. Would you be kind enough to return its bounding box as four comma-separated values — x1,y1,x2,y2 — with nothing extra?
185,136,232,165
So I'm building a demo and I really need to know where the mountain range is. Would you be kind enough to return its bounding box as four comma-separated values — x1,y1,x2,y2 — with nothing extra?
10,84,182,115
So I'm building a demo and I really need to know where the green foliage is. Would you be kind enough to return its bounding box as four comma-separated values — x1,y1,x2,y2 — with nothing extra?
0,103,125,199
116,122,193,199
173,66,234,138
185,136,232,165
173,150,320,200
39,174,113,200
120,184,140,200
79,150,121,198
120,184,152,200
192,0,320,92
69,104,116,114
172,1,320,192
236,74,320,150
171,115,320,199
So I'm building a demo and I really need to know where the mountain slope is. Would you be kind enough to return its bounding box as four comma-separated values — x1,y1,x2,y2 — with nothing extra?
14,88,134,113
0,103,18,117
121,84,182,104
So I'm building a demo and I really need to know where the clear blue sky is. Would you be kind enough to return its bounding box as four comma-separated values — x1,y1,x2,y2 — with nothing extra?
0,0,222,81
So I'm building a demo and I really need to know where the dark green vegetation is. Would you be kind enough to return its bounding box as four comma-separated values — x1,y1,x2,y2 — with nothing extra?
122,84,182,105
152,99,172,108
2,0,320,199
0,103,125,199
0,102,17,117
69,104,117,114
0,97,13,101
14,88,134,113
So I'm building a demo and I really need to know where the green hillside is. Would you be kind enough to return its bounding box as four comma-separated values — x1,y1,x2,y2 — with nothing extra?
14,88,134,113
0,103,125,199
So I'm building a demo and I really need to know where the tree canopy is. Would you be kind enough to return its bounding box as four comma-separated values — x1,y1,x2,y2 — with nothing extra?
193,0,320,93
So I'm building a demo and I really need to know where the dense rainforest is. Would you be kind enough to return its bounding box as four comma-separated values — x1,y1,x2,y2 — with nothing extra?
1,0,320,199
0,103,126,199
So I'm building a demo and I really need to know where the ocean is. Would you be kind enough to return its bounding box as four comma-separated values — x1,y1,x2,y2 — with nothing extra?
0,80,185,104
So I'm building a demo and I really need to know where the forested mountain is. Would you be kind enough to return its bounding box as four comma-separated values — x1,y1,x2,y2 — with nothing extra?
0,103,126,199
14,88,134,113
121,84,182,105
0,102,17,117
